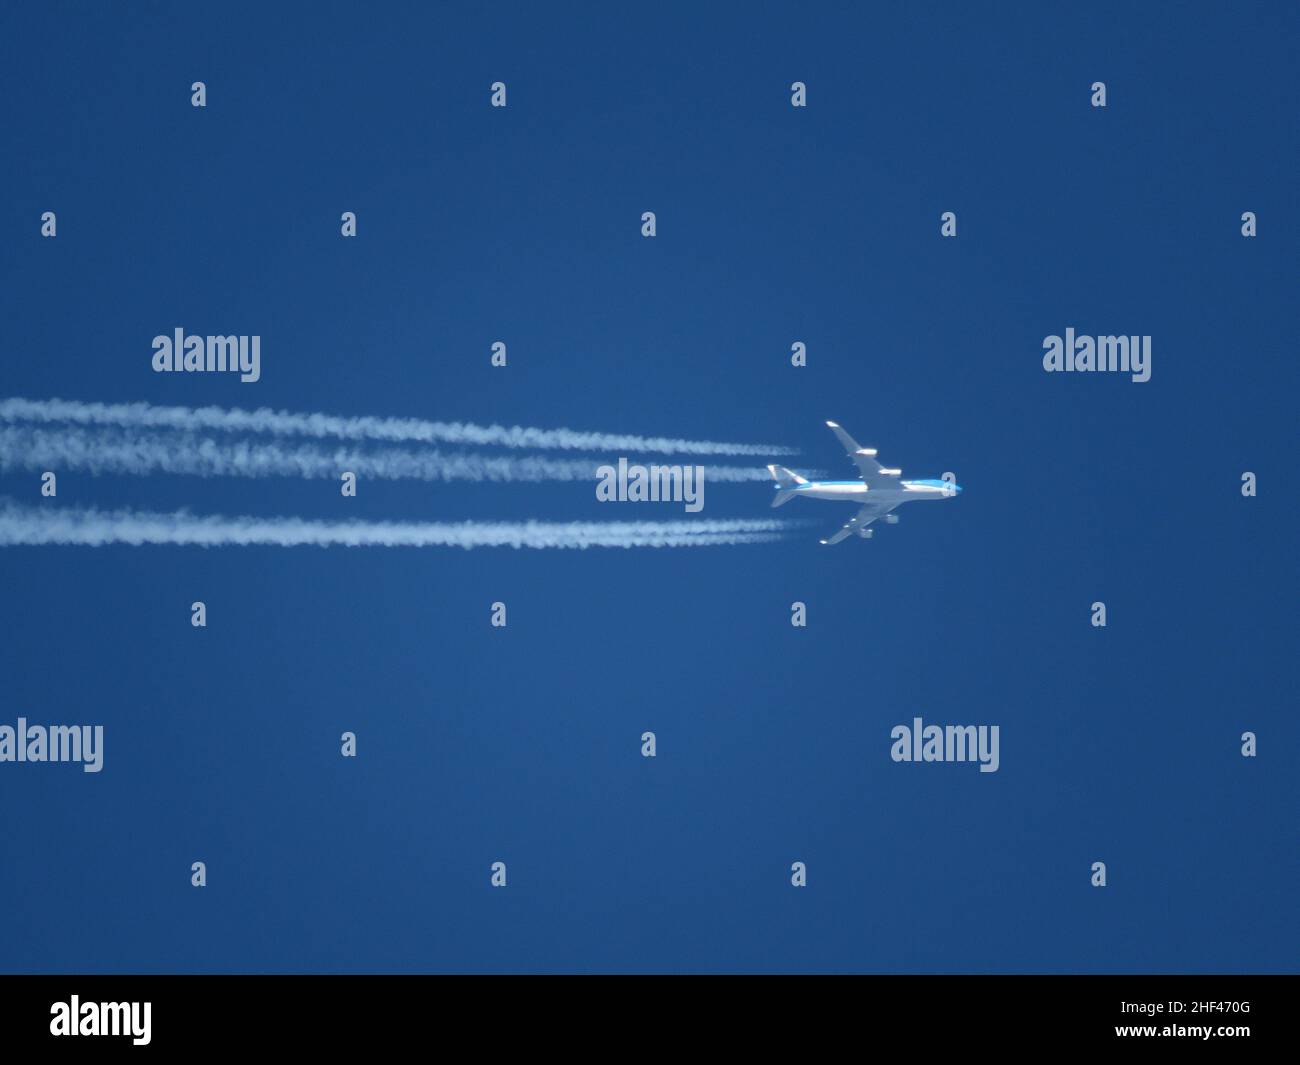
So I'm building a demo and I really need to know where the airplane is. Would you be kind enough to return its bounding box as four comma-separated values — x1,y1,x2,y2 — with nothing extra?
767,421,961,544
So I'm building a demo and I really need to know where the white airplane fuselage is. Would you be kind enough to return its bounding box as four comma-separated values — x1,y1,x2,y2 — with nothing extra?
792,480,956,504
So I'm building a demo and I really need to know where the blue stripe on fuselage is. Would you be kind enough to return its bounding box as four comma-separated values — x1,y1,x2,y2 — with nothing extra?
787,479,963,492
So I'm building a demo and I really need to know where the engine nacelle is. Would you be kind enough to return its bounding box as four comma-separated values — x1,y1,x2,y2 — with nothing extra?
884,513,900,524
857,527,874,539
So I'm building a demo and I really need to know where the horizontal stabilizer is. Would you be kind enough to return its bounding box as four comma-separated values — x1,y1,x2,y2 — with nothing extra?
767,464,807,508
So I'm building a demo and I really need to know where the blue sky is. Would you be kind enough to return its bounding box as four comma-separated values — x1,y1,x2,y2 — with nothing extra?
0,2,1294,972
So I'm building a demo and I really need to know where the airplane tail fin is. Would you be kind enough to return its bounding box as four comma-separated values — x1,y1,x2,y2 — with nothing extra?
767,464,807,507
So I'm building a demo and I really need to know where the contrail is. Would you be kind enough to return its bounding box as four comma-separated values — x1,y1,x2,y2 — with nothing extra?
0,425,782,483
0,501,801,550
0,397,798,457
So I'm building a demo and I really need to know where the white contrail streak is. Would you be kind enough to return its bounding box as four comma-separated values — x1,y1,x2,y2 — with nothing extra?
0,501,800,550
0,397,798,457
0,426,780,483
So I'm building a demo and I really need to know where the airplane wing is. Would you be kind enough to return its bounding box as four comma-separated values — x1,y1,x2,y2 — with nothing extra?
819,501,896,545
825,421,902,488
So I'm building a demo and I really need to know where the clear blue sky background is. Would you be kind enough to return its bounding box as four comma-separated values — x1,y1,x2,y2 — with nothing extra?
1,2,1294,972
